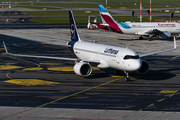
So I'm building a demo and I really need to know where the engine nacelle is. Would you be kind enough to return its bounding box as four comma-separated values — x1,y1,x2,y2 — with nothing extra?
156,31,171,39
138,60,149,74
74,62,92,77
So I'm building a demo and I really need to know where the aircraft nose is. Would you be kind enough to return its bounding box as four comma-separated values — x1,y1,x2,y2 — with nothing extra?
131,60,141,71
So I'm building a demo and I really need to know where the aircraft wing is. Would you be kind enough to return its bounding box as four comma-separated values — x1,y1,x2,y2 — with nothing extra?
145,29,162,34
135,29,162,36
139,36,177,57
3,41,100,63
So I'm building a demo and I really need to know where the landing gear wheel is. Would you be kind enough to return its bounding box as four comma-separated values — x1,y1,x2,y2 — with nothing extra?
125,77,130,81
139,36,143,40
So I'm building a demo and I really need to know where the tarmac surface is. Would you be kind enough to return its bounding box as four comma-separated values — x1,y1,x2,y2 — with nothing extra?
0,28,180,120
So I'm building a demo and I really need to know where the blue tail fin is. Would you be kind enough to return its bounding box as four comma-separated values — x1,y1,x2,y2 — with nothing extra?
69,11,81,42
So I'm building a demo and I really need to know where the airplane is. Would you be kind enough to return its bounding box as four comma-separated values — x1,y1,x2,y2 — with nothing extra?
3,11,177,81
90,5,180,40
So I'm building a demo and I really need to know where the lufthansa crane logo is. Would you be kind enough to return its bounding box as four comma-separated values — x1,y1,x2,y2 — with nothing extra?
71,24,76,39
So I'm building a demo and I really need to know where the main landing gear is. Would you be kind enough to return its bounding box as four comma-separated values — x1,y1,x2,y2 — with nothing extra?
139,36,143,40
116,70,130,81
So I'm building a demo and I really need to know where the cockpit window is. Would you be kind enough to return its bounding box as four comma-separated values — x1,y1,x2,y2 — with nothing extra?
124,55,139,60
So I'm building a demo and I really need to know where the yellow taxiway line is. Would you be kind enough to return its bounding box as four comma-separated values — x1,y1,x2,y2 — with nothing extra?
0,77,123,119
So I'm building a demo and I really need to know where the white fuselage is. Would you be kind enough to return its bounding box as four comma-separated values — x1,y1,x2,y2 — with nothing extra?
73,41,141,72
118,22,180,35
98,5,180,38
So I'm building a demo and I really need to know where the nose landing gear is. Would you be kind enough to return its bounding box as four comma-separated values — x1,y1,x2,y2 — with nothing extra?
116,70,130,81
124,71,130,81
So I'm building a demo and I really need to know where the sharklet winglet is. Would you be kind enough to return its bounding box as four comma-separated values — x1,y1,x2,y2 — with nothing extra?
3,41,9,54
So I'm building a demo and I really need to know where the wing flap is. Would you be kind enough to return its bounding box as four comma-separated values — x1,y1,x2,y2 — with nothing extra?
41,42,71,47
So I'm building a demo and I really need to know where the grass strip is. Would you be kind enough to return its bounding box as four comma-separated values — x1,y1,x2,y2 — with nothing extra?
30,16,180,23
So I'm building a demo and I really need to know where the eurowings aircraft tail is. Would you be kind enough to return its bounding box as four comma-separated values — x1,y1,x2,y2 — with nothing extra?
98,5,107,24
98,5,116,25
98,5,123,33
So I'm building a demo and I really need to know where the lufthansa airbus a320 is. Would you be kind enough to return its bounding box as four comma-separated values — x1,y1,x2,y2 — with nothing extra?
3,11,177,81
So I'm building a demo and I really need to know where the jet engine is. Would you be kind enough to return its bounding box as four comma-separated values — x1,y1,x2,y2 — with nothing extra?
74,61,92,77
138,60,149,74
156,31,171,39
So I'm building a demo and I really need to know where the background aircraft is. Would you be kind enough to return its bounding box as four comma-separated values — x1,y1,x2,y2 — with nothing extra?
3,11,177,81
91,5,180,40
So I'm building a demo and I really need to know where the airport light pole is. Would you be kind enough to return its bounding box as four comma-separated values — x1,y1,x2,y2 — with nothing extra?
132,11,134,22
150,0,152,22
9,0,11,8
140,0,142,22
106,0,107,9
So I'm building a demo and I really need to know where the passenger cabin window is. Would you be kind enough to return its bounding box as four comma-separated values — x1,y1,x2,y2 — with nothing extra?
124,55,139,60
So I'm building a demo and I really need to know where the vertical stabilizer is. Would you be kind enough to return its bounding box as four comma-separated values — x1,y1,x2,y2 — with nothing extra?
98,5,107,24
69,11,81,42
98,5,117,25
98,5,123,33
